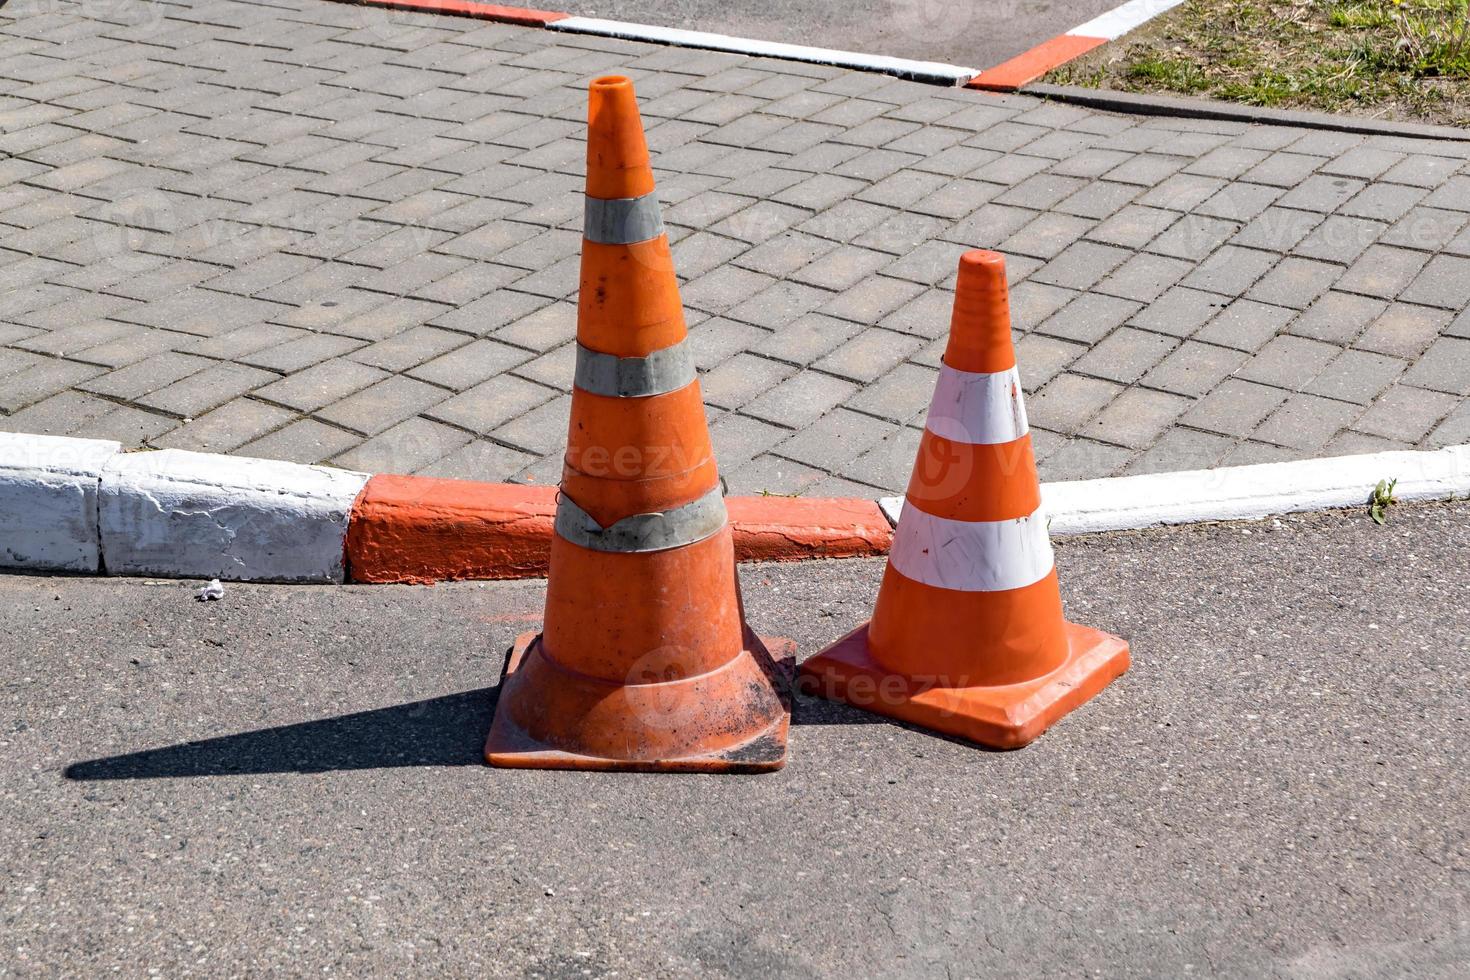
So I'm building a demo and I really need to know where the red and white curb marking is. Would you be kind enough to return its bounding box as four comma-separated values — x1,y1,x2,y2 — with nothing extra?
327,0,978,85
5,433,1467,585
0,434,890,583
546,17,978,86
881,444,1470,534
969,0,1186,91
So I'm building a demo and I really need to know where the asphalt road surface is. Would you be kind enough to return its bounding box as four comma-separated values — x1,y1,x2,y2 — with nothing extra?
3,502,1468,976
563,0,1118,69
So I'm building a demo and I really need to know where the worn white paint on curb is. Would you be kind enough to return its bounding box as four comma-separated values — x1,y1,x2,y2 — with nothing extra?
548,17,978,86
1067,0,1187,42
879,444,1470,534
98,450,370,583
0,432,120,573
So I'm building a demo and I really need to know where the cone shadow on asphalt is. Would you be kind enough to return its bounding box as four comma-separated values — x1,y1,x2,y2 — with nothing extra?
63,687,501,779
61,683,894,780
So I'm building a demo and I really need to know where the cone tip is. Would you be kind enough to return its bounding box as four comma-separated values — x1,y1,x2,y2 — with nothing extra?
944,249,1014,374
586,75,653,200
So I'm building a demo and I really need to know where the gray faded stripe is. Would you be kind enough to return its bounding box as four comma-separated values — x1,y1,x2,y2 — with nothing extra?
554,485,727,554
574,341,696,398
584,192,664,245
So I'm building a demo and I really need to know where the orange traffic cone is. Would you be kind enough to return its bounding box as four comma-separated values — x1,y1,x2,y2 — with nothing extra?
798,250,1128,749
485,76,792,773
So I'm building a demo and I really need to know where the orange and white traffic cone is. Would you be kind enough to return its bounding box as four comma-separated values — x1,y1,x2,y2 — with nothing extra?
798,250,1128,749
484,76,791,773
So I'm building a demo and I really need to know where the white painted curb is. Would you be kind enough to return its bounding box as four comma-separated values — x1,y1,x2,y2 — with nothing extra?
1067,0,1186,42
0,432,120,573
548,16,978,86
97,450,369,583
879,445,1470,534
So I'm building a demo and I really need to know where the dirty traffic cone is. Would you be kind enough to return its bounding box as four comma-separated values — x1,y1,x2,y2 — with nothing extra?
485,76,792,772
798,250,1128,749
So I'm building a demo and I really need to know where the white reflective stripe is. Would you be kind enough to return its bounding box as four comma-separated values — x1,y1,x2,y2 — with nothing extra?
924,364,1028,445
888,503,1054,593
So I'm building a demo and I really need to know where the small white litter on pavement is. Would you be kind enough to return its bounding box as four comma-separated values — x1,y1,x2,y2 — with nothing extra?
195,579,224,602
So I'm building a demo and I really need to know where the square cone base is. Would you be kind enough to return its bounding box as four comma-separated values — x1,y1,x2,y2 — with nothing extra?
485,631,795,773
797,621,1128,749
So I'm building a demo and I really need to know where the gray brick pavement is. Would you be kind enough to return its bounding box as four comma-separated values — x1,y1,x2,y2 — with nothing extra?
4,0,1470,495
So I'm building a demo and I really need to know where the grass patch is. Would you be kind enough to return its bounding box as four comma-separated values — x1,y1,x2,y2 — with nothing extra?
1046,0,1470,127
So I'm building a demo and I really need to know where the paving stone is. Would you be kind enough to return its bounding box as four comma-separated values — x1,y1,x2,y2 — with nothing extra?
1029,241,1132,291
425,374,556,433
1179,245,1277,296
1034,292,1141,345
1321,146,1404,181
1251,393,1361,451
699,352,795,409
1380,207,1469,251
331,416,473,475
1398,254,1470,310
1087,205,1179,249
1083,387,1189,450
1095,252,1192,303
77,351,213,400
1337,182,1427,222
1244,257,1342,310
1400,338,1470,396
814,328,922,383
1122,427,1234,475
1036,437,1135,481
489,392,570,456
70,405,177,447
838,425,922,493
1014,333,1085,392
1285,291,1387,344
1380,153,1462,189
153,399,295,453
770,407,895,471
415,438,535,482
1147,213,1239,261
237,417,362,465
1128,286,1229,338
1026,373,1122,433
1220,440,1305,466
1352,384,1459,442
721,453,830,496
818,275,924,323
1356,304,1452,359
744,370,859,428
708,413,788,471
136,362,276,418
407,338,532,391
1307,350,1407,404
1071,327,1178,384
1335,244,1431,299
1275,174,1366,212
1193,299,1295,352
833,355,932,423
1291,214,1385,264
1426,400,1470,448
686,317,770,370
254,358,388,413
1180,379,1290,438
1195,182,1283,221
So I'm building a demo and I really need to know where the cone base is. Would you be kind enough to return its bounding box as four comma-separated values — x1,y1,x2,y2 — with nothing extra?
486,631,794,773
797,621,1128,749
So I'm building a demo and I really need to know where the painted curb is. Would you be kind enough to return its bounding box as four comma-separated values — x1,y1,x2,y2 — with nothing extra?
969,0,1185,91
0,432,119,573
99,450,371,583
345,474,893,583
1022,83,1470,142
329,0,567,26
879,445,1470,534
548,17,978,86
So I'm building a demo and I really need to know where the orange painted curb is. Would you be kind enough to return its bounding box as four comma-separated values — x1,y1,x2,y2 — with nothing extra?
967,34,1105,91
334,0,568,27
345,474,892,584
726,495,892,563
